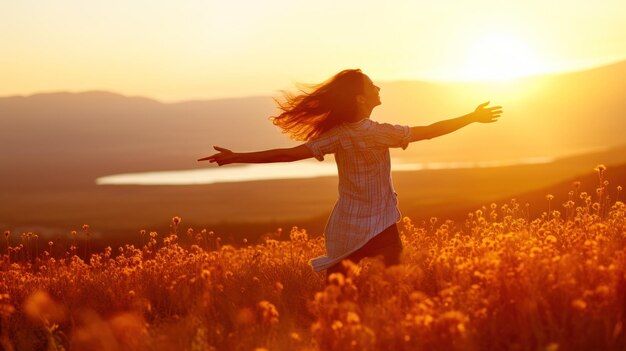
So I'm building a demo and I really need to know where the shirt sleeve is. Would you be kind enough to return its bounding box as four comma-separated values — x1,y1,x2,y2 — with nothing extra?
371,121,412,149
304,130,340,161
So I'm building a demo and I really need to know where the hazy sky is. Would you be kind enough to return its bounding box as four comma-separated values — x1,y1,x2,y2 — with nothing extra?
1,0,625,101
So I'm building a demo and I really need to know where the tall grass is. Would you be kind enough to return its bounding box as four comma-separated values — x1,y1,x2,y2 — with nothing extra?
0,166,624,351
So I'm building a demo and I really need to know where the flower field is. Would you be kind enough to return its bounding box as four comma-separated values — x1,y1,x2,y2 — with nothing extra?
1,167,625,351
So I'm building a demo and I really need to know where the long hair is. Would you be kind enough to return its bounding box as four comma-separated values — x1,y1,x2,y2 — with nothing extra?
271,69,366,141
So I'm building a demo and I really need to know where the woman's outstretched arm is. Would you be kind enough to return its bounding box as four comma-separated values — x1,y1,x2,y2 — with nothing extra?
410,102,502,142
197,144,314,166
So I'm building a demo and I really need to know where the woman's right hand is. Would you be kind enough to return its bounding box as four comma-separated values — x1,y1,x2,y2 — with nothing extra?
472,102,503,123
197,146,236,166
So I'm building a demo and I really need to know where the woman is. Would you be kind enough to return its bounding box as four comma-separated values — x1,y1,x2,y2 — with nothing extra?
198,69,502,276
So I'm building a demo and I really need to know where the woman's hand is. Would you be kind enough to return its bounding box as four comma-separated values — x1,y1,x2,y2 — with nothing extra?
197,146,237,166
472,102,503,123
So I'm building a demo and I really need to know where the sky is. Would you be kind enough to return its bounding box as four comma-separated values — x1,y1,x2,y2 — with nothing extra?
1,0,625,102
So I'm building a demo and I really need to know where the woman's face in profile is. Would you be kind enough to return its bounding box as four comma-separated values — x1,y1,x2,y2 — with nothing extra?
361,75,382,109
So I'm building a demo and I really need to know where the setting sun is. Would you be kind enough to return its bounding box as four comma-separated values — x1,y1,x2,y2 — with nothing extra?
456,33,545,81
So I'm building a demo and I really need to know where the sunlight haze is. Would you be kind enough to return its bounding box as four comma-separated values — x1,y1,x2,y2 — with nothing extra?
1,0,625,101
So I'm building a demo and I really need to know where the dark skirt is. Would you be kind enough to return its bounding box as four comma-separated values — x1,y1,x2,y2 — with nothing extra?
326,223,403,277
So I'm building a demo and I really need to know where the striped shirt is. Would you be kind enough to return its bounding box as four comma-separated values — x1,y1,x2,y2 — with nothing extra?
305,118,412,271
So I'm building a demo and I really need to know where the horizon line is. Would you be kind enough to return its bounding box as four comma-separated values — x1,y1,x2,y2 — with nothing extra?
2,58,624,105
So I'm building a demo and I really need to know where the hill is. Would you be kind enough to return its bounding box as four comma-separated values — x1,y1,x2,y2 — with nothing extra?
0,92,281,190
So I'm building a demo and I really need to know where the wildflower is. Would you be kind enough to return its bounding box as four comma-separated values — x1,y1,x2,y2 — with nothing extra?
23,291,66,323
82,224,89,231
3,230,9,238
545,235,557,244
573,181,581,189
290,332,302,341
546,194,554,201
594,164,606,173
331,320,344,331
545,343,560,351
328,273,345,286
422,314,434,326
257,300,279,325
571,299,587,311
595,285,610,298
618,186,623,192
346,311,361,324
0,304,15,318
172,216,181,226
108,312,148,346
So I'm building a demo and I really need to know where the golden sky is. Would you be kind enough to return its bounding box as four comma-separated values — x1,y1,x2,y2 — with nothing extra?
1,0,625,101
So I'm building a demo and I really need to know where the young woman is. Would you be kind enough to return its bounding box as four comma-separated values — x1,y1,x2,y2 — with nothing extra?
198,69,502,276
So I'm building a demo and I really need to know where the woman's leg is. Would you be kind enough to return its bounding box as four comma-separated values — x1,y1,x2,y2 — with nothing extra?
326,223,403,280
352,223,402,265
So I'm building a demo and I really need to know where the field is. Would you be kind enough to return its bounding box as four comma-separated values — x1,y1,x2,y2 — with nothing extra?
3,145,626,245
1,166,625,351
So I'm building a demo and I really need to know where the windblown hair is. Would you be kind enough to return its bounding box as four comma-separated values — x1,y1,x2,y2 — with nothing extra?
271,69,366,141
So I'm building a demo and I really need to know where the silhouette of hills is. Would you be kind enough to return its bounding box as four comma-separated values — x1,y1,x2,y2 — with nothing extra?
0,91,282,189
1,59,625,190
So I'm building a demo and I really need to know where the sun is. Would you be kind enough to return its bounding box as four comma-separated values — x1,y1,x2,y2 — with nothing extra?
455,33,545,81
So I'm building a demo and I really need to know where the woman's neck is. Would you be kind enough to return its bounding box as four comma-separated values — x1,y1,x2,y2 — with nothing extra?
355,105,375,120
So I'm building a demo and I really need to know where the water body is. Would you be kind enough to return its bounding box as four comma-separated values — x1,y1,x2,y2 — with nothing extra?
96,157,554,186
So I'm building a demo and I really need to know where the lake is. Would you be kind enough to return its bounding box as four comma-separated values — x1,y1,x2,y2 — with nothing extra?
95,157,554,185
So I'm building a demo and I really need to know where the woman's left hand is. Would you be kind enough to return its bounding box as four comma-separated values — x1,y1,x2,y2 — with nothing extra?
472,102,503,123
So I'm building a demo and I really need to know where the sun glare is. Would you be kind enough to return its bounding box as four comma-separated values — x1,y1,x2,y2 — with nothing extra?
456,33,545,81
